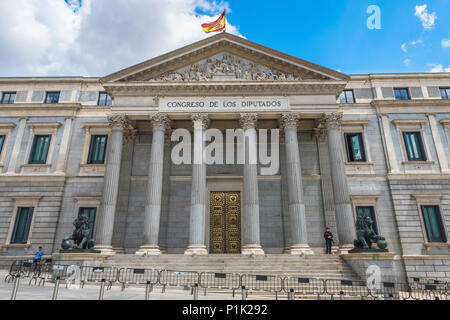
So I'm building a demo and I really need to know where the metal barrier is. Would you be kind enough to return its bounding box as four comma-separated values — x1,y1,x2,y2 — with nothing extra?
199,272,241,295
325,279,370,299
159,269,200,290
5,260,24,283
368,282,411,300
241,274,283,298
79,266,119,289
118,268,160,290
29,261,53,286
5,259,450,300
283,277,325,298
410,282,449,300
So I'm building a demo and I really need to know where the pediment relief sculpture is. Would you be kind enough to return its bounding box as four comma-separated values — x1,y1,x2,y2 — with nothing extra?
149,54,302,82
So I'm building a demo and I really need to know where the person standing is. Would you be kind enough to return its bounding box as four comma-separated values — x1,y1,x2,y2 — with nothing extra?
324,228,334,254
33,246,44,265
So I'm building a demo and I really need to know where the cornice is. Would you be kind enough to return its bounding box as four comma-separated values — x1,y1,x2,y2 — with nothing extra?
371,99,450,108
0,103,81,118
103,81,347,97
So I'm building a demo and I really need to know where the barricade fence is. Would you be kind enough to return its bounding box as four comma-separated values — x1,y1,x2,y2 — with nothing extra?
3,260,450,300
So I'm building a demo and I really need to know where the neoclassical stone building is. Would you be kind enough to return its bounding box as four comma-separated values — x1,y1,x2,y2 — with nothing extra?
0,33,449,281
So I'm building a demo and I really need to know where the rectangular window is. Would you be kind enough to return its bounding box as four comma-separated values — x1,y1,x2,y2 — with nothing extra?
97,92,112,106
440,88,450,100
11,207,34,244
403,132,426,161
345,133,366,162
45,92,60,104
1,92,16,104
0,135,5,155
356,206,378,235
87,135,108,164
78,208,96,240
421,206,447,243
29,135,51,164
339,90,355,104
394,88,410,100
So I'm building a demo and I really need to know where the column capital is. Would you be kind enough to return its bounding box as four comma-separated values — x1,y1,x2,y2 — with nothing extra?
123,128,138,144
320,112,343,130
107,114,131,130
280,112,300,130
150,113,170,131
239,113,258,130
313,127,327,142
191,113,210,129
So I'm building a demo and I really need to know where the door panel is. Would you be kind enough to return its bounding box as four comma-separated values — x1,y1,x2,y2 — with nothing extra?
210,191,241,253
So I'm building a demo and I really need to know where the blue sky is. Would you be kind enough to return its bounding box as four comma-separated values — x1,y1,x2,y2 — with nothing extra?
0,0,448,77
219,0,449,74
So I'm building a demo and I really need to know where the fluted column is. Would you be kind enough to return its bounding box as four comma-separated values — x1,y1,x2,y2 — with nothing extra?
240,113,264,255
185,113,210,255
7,117,27,174
55,117,73,174
137,113,170,256
321,113,356,251
94,115,131,255
281,113,313,255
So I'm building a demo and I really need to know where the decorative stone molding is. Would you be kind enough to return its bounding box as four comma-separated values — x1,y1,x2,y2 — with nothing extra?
313,127,327,142
123,128,138,144
107,115,131,130
191,113,210,129
321,112,343,130
149,54,302,82
150,113,170,131
239,113,258,130
280,112,300,130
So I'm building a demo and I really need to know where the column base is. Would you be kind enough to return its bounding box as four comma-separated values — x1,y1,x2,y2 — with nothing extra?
113,247,125,254
241,245,265,255
184,245,208,256
338,244,354,254
289,244,314,255
135,245,162,256
92,245,116,256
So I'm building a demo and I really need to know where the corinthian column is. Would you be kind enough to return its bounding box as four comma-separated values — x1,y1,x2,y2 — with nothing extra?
281,113,313,255
137,113,170,256
240,113,264,255
185,113,210,255
321,112,356,251
94,115,131,255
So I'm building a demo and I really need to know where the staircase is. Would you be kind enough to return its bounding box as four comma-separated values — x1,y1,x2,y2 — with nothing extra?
101,254,360,280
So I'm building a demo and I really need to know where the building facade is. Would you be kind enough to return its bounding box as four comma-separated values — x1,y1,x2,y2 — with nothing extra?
0,33,450,281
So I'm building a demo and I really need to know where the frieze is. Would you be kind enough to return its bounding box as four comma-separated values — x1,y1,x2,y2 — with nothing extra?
149,54,302,82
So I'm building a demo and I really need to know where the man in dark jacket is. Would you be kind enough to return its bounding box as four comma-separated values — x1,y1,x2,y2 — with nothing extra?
324,228,334,254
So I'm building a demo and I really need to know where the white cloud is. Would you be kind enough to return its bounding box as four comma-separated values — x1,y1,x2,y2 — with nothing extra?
401,39,423,53
403,59,411,67
442,39,450,48
427,64,450,73
0,0,242,77
415,5,437,30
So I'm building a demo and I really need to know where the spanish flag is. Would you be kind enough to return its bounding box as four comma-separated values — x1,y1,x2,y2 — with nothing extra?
202,10,226,33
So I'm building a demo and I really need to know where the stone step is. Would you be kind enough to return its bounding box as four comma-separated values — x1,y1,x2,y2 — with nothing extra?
99,254,360,281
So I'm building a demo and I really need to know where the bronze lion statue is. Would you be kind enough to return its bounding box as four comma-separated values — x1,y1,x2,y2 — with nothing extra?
61,215,95,250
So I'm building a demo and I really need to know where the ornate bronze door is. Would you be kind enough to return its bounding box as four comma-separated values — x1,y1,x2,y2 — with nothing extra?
210,191,241,253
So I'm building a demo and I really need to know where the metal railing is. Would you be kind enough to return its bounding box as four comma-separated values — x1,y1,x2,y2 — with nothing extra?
241,274,284,299
325,279,370,299
199,272,241,296
118,268,160,291
283,277,325,299
4,260,450,300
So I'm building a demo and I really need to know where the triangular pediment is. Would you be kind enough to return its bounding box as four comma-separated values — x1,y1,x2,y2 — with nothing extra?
102,33,348,83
